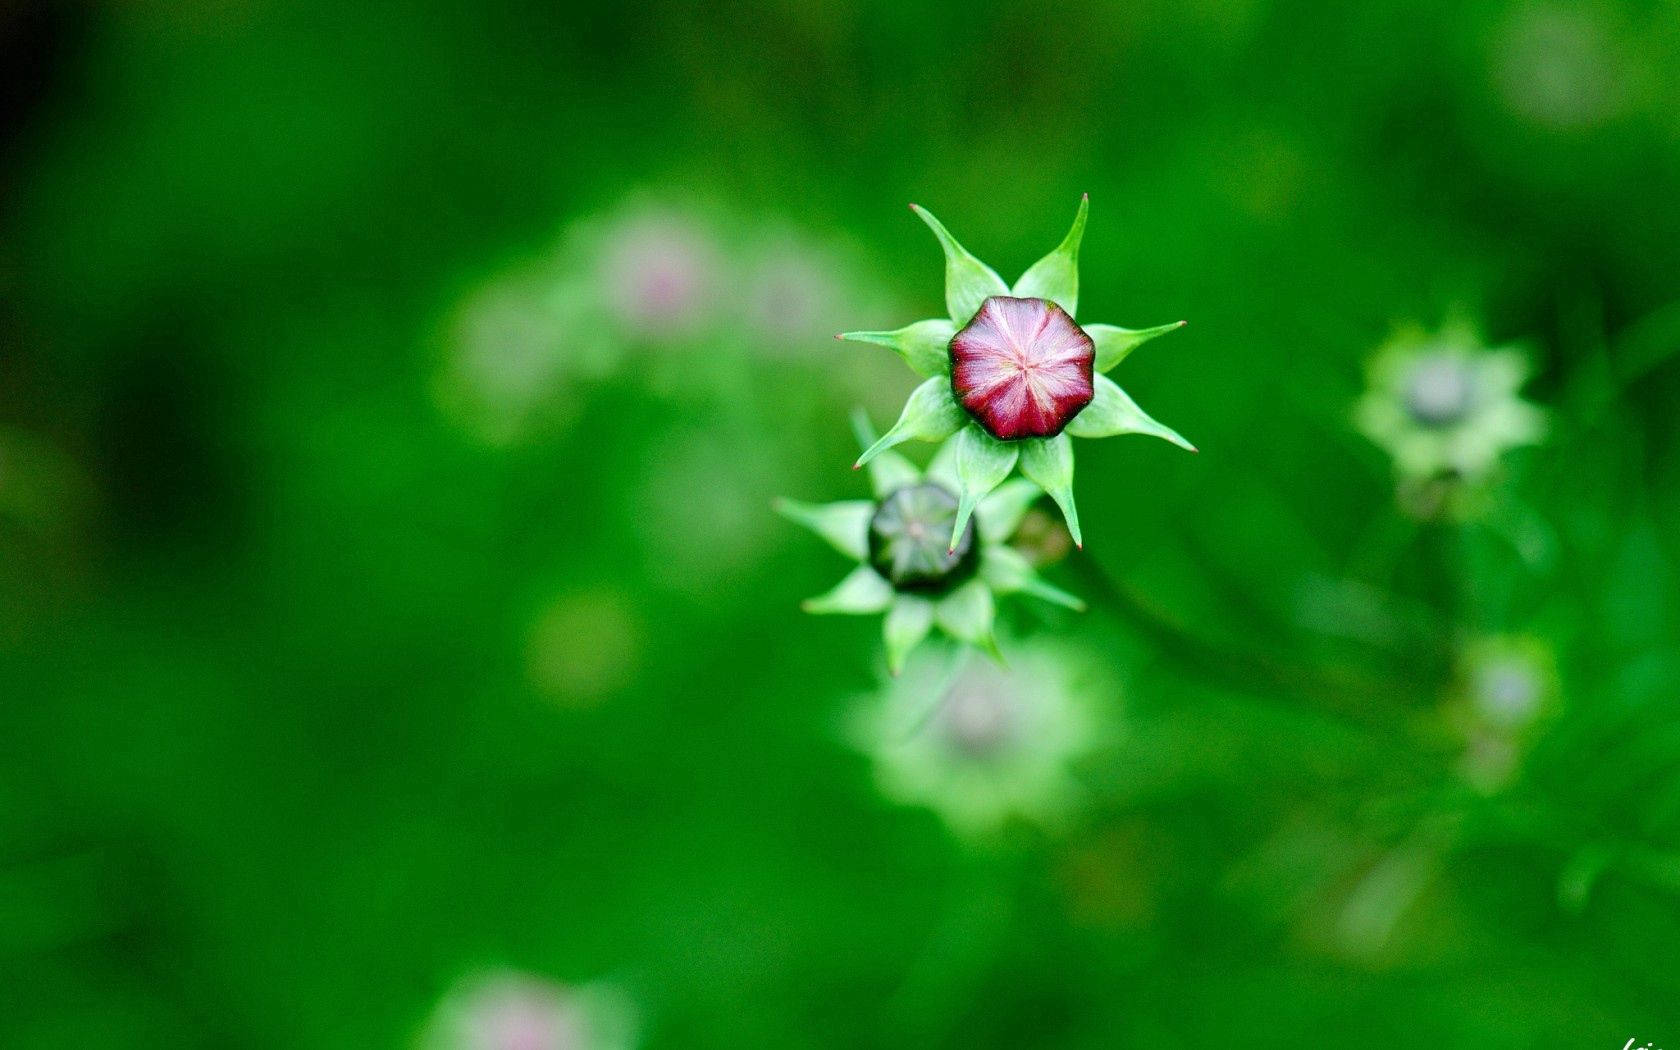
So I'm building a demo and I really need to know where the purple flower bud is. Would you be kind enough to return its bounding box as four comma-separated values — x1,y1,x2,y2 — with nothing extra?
950,296,1095,440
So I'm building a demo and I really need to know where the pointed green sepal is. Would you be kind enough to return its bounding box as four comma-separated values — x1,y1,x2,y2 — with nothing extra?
934,578,999,657
802,565,893,615
850,409,920,497
1018,434,1082,548
1065,374,1196,450
838,319,955,378
973,478,1041,542
910,204,1008,325
1088,320,1187,373
980,545,1086,611
855,377,965,468
925,432,960,491
949,424,1020,551
774,497,874,561
1011,194,1088,317
883,595,935,675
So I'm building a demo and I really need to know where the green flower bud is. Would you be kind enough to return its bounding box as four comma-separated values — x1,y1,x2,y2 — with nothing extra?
866,483,979,592
778,412,1083,671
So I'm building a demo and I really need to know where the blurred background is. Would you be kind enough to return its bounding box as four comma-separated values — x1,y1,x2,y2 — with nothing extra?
3,0,1680,1045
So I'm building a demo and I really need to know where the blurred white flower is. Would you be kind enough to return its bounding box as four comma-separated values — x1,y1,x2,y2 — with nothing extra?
1355,322,1546,500
418,971,636,1050
849,641,1110,837
595,206,725,340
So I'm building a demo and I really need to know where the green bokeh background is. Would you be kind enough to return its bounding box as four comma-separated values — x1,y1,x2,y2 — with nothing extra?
4,0,1680,1045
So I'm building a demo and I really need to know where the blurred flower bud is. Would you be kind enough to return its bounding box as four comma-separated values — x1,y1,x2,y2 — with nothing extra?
1446,637,1559,793
596,206,723,341
418,972,636,1050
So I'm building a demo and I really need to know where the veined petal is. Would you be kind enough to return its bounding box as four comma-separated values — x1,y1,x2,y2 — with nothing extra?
802,565,893,615
974,478,1041,542
910,204,1008,325
950,296,1095,440
850,409,921,497
935,578,999,655
1065,374,1196,451
1011,194,1088,317
855,377,965,468
949,424,1019,552
1089,320,1187,373
837,319,956,378
883,595,935,675
1018,434,1082,549
980,545,1085,611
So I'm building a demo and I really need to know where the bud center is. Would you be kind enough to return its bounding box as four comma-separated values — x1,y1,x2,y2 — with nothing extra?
1404,354,1476,427
867,483,979,593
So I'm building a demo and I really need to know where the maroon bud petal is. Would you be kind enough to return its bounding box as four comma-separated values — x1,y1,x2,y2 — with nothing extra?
950,296,1095,440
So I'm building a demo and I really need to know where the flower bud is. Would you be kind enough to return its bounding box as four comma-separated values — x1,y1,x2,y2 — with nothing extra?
866,482,978,592
950,296,1095,440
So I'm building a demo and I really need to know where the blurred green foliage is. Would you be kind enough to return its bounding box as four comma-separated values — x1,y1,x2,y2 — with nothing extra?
3,0,1680,1045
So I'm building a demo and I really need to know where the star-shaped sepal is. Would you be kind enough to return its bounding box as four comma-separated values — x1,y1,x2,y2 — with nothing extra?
839,197,1195,549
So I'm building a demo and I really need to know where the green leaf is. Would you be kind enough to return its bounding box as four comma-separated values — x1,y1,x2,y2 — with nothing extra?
850,409,921,497
837,319,955,378
934,578,998,655
1088,320,1187,373
802,565,893,615
910,204,1008,325
980,545,1085,611
774,498,874,560
1011,194,1088,316
949,424,1020,551
883,595,935,675
1018,434,1082,548
974,478,1042,542
855,377,966,467
1065,374,1196,451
